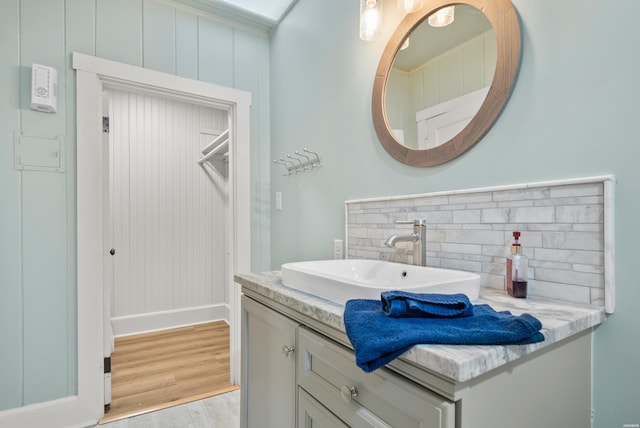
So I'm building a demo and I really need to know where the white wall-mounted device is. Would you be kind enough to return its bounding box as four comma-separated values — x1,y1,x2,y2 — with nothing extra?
30,63,58,113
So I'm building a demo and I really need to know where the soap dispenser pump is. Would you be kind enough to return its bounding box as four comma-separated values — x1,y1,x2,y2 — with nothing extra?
506,231,528,298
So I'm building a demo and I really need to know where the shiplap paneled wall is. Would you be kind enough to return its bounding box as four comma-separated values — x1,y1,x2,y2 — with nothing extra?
0,0,269,412
108,89,229,322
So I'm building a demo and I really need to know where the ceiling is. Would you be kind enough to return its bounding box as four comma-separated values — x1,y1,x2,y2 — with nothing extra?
393,5,493,71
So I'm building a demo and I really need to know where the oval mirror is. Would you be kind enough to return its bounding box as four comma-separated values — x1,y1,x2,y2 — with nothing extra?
372,0,521,167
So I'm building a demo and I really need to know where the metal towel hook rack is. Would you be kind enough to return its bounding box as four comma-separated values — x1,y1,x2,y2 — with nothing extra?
273,147,322,176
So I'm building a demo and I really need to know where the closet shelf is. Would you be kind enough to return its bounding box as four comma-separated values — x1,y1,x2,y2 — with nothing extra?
198,129,229,164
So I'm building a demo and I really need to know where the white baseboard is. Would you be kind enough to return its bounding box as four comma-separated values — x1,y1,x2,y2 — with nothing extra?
111,304,230,337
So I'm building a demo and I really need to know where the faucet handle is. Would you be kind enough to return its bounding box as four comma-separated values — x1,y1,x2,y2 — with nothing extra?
395,219,426,226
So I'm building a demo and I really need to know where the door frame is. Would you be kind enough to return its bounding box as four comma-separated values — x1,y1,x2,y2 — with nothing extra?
74,52,251,421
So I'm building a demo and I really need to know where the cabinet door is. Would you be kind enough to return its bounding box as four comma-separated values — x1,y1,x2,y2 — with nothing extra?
241,296,298,428
299,387,350,428
298,327,455,428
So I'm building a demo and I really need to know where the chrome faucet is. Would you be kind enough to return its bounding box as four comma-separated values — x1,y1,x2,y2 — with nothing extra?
384,219,427,267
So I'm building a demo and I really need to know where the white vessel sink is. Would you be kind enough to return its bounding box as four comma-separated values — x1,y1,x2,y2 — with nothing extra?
281,259,481,305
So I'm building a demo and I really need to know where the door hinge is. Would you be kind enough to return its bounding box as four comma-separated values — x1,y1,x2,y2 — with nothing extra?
102,116,110,133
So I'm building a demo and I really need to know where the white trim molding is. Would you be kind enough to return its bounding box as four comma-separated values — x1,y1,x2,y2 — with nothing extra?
41,52,251,426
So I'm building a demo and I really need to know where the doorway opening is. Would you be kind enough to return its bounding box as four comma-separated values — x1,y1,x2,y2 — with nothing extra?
99,85,239,422
74,52,251,423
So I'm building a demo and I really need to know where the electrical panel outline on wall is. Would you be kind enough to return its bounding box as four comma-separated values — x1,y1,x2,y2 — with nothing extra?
14,131,65,173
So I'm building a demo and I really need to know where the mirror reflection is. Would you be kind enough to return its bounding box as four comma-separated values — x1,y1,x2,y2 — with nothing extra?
385,5,494,149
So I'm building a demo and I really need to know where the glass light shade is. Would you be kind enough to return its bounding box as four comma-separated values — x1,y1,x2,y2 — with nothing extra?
360,0,383,41
397,0,423,13
428,5,455,27
400,37,410,50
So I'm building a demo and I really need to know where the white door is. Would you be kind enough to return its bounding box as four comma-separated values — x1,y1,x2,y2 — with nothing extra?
105,88,230,333
101,87,232,407
102,93,115,406
416,87,490,149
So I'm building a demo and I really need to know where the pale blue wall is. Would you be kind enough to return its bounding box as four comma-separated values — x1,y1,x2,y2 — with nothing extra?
0,0,271,411
270,0,639,426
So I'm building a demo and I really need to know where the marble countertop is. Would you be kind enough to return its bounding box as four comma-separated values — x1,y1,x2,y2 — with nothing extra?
235,271,606,383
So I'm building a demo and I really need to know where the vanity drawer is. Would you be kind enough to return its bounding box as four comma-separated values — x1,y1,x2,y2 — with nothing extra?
297,327,455,428
299,387,350,428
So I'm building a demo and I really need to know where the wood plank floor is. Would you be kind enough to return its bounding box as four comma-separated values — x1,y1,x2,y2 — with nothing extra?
100,321,238,424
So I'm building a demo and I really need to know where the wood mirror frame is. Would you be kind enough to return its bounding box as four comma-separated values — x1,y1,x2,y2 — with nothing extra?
372,0,521,167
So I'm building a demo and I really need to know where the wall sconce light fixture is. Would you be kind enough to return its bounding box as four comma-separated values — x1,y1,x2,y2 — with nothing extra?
360,0,383,41
428,5,455,27
397,0,423,14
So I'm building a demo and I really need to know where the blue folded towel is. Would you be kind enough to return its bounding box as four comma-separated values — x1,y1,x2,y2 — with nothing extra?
344,299,545,372
381,291,473,318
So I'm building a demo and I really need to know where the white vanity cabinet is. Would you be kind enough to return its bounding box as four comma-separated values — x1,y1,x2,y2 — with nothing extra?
241,296,298,428
241,295,454,428
239,283,596,428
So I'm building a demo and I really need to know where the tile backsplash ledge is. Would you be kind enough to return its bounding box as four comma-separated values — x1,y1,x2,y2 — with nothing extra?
345,176,614,313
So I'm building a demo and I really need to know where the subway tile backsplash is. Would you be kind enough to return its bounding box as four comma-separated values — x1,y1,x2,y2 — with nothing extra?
345,177,614,310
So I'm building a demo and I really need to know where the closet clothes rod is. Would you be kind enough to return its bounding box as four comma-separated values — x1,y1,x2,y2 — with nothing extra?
201,129,229,156
198,137,229,164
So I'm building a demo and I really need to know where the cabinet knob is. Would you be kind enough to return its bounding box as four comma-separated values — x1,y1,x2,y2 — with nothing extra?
340,385,358,403
282,345,294,357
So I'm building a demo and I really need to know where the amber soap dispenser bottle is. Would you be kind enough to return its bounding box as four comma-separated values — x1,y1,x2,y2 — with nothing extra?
506,231,528,298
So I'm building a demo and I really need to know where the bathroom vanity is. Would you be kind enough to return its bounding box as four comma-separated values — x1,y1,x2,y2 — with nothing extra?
236,271,605,428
